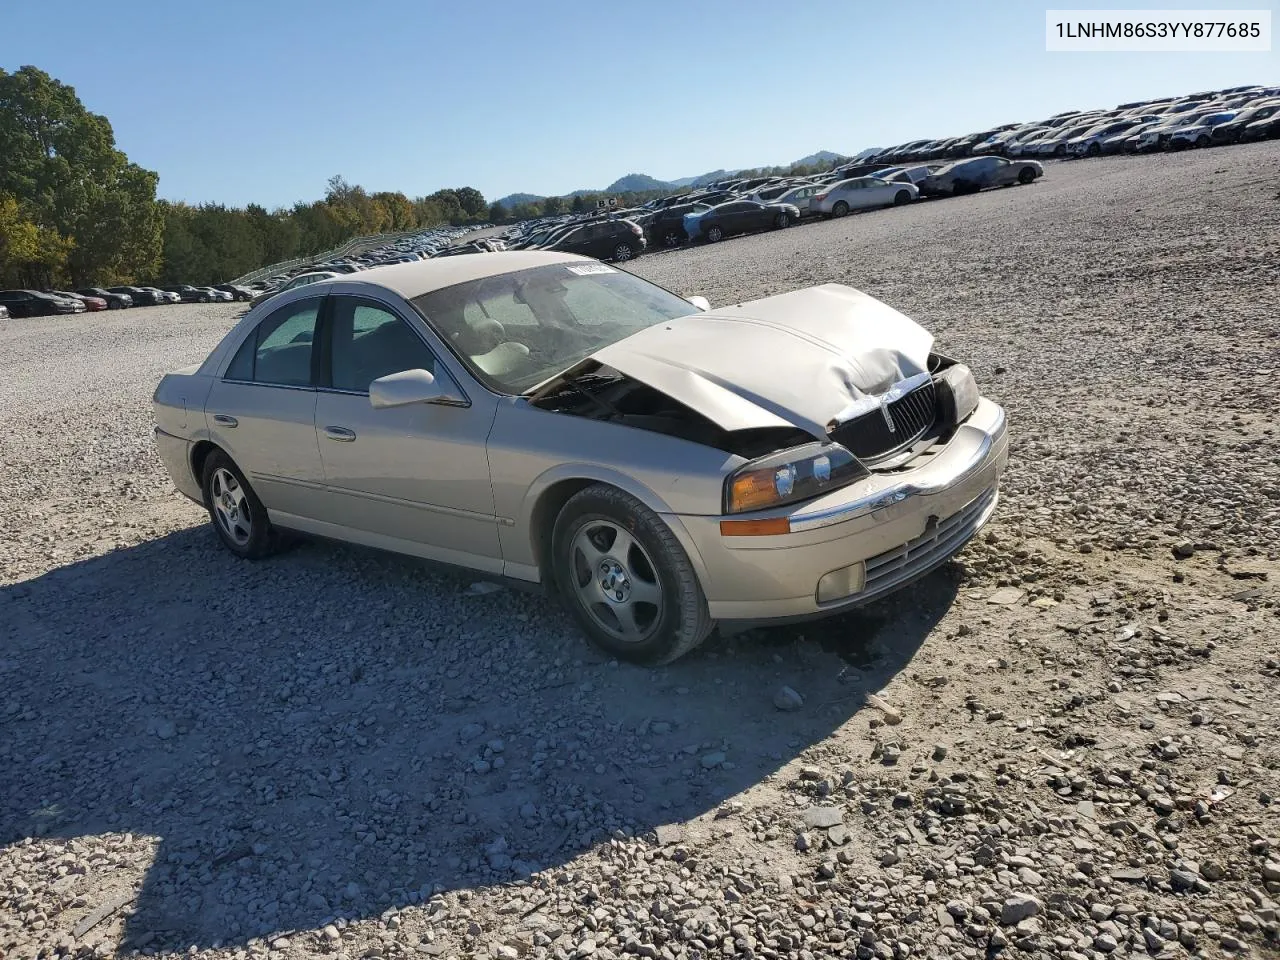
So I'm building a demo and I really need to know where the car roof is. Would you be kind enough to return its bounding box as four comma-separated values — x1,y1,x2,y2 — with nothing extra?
349,250,586,298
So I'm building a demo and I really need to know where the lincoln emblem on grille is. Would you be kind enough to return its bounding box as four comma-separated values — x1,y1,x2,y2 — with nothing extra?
879,396,897,433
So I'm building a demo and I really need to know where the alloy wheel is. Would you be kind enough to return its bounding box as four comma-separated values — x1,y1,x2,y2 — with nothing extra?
569,520,663,643
210,467,252,546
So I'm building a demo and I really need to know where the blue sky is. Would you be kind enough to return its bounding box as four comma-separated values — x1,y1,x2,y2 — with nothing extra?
4,0,1274,207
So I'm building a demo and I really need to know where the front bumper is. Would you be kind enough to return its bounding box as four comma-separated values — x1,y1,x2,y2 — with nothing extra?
665,398,1009,621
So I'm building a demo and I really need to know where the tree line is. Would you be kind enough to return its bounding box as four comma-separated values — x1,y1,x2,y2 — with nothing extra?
0,66,489,289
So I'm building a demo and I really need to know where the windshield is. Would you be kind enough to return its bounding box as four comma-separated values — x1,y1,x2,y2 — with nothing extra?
410,263,698,394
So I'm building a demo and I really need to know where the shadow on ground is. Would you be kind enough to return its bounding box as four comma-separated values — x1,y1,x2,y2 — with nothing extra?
0,525,958,949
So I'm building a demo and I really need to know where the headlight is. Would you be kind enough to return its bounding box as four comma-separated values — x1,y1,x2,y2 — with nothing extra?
724,442,868,514
934,363,980,428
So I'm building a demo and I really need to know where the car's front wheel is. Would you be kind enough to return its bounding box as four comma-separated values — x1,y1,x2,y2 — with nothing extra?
705,224,724,242
662,230,683,247
1018,167,1036,184
552,484,713,665
200,295,210,303
201,450,277,559
773,211,790,228
893,190,912,205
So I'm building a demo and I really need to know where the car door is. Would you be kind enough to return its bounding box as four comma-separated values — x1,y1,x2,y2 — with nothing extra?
311,293,503,571
204,295,328,521
861,179,895,207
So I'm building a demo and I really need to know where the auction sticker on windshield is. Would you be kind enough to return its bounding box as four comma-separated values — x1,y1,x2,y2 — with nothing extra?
566,264,617,276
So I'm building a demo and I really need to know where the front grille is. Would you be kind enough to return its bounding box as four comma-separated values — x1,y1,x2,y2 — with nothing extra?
829,379,937,463
861,487,997,598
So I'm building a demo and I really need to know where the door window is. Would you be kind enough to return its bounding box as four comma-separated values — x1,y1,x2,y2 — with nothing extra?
328,297,436,393
225,298,321,386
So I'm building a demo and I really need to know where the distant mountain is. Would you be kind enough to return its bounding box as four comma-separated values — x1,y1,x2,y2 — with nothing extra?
603,173,671,194
494,192,545,209
792,150,844,167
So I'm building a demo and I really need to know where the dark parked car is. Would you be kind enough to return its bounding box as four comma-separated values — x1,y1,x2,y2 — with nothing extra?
214,283,255,301
77,287,133,308
645,202,703,247
683,199,800,243
0,289,86,317
162,284,214,303
1214,102,1280,142
544,219,647,262
107,285,165,306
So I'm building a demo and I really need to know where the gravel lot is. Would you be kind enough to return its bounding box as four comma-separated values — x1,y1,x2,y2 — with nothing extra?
3,145,1279,960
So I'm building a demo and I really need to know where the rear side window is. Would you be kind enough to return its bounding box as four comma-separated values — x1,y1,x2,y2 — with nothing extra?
225,299,322,386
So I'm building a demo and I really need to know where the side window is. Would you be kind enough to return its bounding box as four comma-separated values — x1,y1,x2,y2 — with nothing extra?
226,298,321,386
329,297,435,393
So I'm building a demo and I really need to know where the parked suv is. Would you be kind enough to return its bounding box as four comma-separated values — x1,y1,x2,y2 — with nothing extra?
544,219,647,262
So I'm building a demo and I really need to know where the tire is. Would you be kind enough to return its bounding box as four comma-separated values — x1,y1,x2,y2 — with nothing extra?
200,450,277,560
773,211,790,228
705,224,724,243
1087,142,1101,156
1017,167,1036,185
831,200,849,218
1195,134,1210,148
200,295,210,303
612,242,634,262
1053,143,1067,157
551,484,713,666
662,230,682,248
893,190,911,205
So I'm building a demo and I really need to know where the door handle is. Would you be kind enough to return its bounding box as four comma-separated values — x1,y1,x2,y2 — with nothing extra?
324,426,356,442
213,414,238,428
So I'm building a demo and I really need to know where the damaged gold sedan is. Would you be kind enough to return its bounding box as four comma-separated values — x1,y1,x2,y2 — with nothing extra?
153,251,1008,664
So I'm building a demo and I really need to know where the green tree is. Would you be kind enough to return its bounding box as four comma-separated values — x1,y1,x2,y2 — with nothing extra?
541,195,564,217
487,201,507,223
0,65,161,284
453,186,487,220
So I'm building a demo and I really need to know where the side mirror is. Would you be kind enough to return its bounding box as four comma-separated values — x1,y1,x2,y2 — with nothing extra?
688,295,711,312
369,368,466,409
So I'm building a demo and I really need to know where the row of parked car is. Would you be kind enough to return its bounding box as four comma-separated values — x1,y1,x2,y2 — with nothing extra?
486,153,1045,259
866,84,1280,164
237,226,485,308
0,283,260,318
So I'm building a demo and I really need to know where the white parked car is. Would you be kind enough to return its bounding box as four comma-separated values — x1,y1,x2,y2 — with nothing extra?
809,178,918,217
1165,111,1237,148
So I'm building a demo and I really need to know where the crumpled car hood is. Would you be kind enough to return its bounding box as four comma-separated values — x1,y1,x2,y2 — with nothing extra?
589,284,934,439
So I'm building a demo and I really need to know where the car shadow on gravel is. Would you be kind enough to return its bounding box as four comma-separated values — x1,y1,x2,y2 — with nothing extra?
0,526,957,950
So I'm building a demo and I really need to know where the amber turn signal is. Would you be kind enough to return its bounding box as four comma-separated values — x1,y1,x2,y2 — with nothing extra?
719,517,792,537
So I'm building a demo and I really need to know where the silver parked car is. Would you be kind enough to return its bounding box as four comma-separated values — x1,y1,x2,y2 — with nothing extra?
809,177,918,217
153,252,1009,665
920,156,1043,196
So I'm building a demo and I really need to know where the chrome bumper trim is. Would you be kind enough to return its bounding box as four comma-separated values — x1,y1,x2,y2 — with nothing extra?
789,404,1007,533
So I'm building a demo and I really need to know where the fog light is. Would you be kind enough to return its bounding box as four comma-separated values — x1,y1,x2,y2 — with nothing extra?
816,562,866,604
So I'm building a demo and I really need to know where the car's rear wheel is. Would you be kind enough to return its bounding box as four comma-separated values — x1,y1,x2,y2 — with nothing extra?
705,224,724,242
893,190,911,205
552,484,713,665
831,200,849,218
1017,167,1036,184
1087,142,1101,156
612,242,634,262
1195,134,1210,148
201,450,277,560
200,294,210,303
773,211,790,228
662,230,682,247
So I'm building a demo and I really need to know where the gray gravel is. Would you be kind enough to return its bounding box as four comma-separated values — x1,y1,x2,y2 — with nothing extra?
3,145,1279,959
